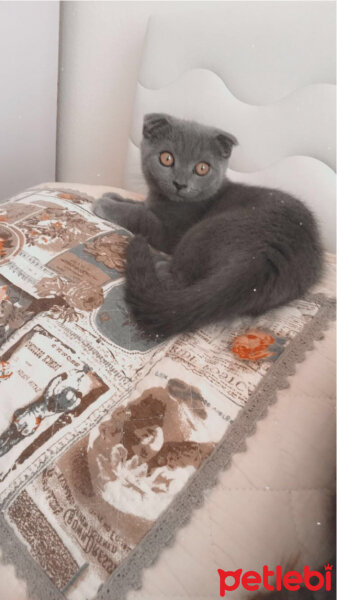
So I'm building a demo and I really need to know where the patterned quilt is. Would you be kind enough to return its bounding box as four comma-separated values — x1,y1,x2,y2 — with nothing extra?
0,187,334,600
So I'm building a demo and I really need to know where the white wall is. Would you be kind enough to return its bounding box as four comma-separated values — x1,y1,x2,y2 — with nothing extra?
0,1,59,201
57,1,222,187
123,3,335,252
57,1,336,193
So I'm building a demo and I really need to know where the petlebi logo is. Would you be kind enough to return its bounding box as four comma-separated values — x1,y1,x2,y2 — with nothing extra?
218,564,333,596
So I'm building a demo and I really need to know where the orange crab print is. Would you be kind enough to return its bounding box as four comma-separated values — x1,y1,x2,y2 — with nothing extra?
57,193,73,200
0,361,13,380
0,285,8,302
57,192,87,204
232,329,286,362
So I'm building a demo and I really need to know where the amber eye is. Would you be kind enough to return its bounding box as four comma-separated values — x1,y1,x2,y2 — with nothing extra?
159,151,174,167
195,162,210,176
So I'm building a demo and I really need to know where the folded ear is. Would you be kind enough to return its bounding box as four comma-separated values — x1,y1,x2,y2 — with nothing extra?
215,132,238,158
143,113,172,140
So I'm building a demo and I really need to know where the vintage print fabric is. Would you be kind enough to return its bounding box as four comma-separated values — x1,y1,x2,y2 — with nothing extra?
0,188,334,600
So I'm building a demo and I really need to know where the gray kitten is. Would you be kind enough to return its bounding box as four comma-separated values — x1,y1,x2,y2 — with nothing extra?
93,113,323,337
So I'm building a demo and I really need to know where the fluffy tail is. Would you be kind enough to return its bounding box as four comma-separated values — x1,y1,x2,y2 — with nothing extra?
125,236,274,338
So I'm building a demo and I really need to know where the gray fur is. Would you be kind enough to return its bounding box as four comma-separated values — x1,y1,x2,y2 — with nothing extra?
93,113,323,338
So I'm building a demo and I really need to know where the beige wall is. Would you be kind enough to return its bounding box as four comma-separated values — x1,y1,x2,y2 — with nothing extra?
0,1,59,201
57,0,336,204
57,1,225,188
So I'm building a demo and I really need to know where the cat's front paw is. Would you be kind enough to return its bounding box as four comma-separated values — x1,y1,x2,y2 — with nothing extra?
93,197,112,219
93,197,128,224
102,192,139,205
101,192,125,203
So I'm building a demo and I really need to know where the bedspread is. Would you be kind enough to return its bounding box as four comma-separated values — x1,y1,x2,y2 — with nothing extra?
0,183,335,600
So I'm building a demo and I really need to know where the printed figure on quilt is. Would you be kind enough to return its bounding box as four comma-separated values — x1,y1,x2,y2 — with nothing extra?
50,378,216,545
0,366,90,457
19,207,100,254
0,323,109,483
0,275,103,346
0,283,28,346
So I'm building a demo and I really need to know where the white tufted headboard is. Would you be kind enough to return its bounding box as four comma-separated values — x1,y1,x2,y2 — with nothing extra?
123,2,336,253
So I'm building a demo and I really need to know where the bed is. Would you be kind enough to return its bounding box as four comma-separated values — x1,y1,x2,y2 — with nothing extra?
0,5,335,600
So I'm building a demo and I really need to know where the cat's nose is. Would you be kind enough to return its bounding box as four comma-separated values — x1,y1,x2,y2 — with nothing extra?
173,181,187,191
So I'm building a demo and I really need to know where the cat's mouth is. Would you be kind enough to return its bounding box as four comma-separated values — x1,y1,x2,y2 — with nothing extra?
169,188,196,202
171,194,190,203
173,191,185,199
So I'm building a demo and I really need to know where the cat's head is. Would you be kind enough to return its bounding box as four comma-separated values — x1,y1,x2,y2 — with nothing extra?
141,113,238,202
